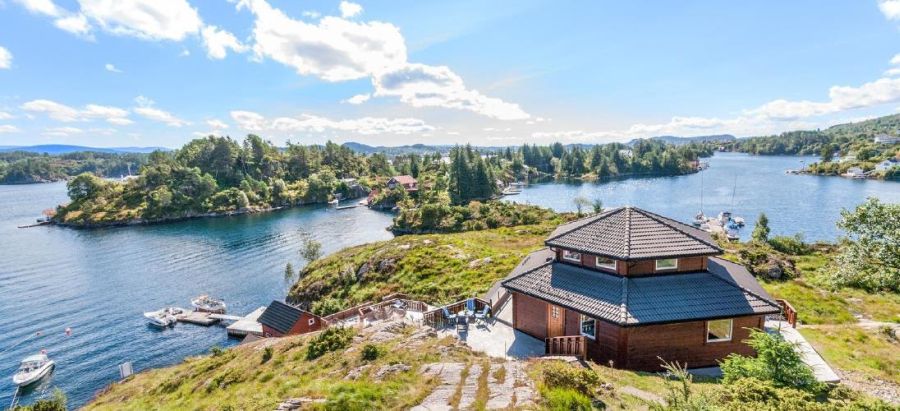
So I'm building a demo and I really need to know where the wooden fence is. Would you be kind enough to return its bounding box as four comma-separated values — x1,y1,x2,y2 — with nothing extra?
545,336,586,357
776,299,798,328
423,297,491,328
323,294,430,327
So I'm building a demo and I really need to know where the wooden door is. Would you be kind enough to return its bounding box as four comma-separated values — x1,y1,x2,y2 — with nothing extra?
547,304,565,337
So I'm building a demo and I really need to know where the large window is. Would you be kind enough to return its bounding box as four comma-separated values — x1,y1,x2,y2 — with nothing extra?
580,315,596,339
655,258,678,270
596,256,616,270
706,319,733,342
562,249,582,262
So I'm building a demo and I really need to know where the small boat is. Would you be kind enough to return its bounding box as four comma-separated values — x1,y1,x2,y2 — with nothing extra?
717,211,732,224
327,199,339,206
35,216,50,223
726,228,740,242
692,211,706,227
144,308,179,328
12,353,54,387
191,295,226,313
732,216,745,227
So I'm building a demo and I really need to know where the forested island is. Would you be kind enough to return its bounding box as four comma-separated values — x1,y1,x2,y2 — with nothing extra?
51,136,710,227
0,151,147,184
721,114,900,180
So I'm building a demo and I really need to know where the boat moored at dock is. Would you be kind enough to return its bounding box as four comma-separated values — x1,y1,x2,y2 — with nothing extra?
191,295,226,313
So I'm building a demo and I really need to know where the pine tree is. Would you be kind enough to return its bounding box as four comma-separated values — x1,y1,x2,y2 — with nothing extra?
752,213,770,243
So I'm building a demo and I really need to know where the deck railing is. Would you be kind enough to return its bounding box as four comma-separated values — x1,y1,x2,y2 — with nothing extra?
323,295,430,327
777,299,798,328
423,297,491,328
545,335,586,357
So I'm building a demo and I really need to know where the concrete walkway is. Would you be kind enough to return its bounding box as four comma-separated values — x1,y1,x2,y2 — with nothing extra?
766,320,841,384
412,361,535,410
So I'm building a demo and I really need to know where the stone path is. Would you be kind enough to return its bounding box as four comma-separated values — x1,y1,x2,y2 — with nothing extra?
411,361,536,410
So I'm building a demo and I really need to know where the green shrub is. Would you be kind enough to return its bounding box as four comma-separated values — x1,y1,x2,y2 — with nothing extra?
210,346,225,357
261,346,273,364
540,361,600,395
310,297,347,316
768,234,809,255
306,327,355,360
14,389,67,411
543,388,592,411
360,344,381,361
720,330,819,392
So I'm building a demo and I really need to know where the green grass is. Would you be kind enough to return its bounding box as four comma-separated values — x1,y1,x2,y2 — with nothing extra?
289,222,555,310
801,326,900,385
86,327,482,410
760,280,856,325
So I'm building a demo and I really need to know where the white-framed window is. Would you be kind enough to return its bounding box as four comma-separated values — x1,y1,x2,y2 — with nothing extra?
706,319,733,342
562,249,581,262
550,305,560,319
655,258,678,270
308,318,316,326
595,256,616,270
580,315,596,339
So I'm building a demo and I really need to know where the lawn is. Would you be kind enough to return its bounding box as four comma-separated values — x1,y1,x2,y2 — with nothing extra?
801,326,900,385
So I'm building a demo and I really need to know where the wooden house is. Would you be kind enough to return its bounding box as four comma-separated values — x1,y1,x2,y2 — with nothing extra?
258,300,325,337
387,175,418,192
501,206,781,371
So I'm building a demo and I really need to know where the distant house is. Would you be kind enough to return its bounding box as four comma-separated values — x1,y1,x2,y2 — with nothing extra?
387,175,418,192
875,158,899,171
874,134,900,144
843,167,866,179
618,149,633,158
502,207,782,371
258,300,325,337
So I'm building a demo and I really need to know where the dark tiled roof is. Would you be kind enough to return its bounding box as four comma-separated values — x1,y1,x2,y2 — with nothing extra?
259,300,306,334
502,252,779,326
545,207,722,260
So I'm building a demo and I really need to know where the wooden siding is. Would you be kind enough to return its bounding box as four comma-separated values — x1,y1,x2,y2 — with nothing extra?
553,248,709,276
262,312,324,337
512,292,548,339
620,315,764,370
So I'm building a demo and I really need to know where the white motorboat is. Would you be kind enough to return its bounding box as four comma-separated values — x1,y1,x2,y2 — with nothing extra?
191,295,226,313
144,308,178,328
733,216,746,227
692,211,706,227
12,353,54,387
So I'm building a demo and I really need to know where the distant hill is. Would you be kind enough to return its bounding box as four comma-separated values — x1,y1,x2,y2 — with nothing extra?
342,142,462,155
823,113,900,138
0,145,169,154
628,134,736,146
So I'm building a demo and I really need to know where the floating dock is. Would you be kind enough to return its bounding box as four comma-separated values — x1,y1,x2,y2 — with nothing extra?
225,306,266,337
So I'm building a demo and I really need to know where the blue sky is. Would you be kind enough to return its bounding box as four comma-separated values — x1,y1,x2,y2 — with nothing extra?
1,0,900,148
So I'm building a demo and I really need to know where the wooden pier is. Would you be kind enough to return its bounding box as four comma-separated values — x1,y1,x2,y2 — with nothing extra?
225,306,266,337
176,311,220,326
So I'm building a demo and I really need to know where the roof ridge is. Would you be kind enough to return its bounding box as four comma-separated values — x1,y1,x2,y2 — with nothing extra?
706,257,780,307
500,259,555,287
620,276,629,324
623,207,632,257
633,208,723,252
545,206,624,243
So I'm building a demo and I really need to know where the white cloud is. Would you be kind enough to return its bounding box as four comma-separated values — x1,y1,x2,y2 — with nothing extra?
44,126,84,136
237,0,528,120
879,0,900,20
201,25,247,59
134,107,189,127
748,77,900,120
14,0,62,17
230,110,434,135
238,0,407,82
180,48,191,57
0,111,13,120
206,119,229,129
0,125,20,133
885,67,900,77
54,13,92,36
372,63,530,120
104,63,122,73
0,46,12,69
21,99,132,124
344,94,371,104
339,1,363,18
79,0,203,41
302,10,321,19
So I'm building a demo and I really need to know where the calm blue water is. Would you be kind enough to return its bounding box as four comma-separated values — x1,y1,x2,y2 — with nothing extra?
0,152,897,408
504,152,899,241
0,186,394,408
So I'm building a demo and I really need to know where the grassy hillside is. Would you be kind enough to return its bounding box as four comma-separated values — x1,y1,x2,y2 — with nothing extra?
287,220,563,313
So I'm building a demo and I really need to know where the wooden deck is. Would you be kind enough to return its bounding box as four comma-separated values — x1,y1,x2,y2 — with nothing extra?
226,306,266,337
176,311,220,326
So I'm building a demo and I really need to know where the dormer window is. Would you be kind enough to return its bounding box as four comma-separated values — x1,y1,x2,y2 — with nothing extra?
655,258,678,271
562,249,581,262
595,256,616,271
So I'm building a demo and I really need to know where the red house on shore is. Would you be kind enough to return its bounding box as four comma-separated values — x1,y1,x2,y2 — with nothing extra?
502,206,781,371
258,300,325,337
387,175,418,192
